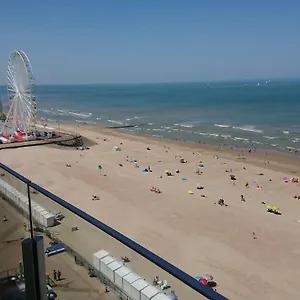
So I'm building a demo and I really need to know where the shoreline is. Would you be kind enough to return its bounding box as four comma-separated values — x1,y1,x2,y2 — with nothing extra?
55,121,300,176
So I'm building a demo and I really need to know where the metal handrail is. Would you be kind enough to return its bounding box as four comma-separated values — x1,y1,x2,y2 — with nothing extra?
0,162,228,300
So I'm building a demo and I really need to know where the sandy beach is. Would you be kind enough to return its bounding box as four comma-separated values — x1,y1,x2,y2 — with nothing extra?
1,123,300,299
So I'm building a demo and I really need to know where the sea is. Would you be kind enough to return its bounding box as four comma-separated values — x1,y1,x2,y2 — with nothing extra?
0,80,300,154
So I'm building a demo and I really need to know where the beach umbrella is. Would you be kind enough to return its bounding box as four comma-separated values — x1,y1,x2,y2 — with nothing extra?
165,170,170,173
266,205,273,210
188,190,194,195
272,206,279,212
202,274,214,281
199,278,208,285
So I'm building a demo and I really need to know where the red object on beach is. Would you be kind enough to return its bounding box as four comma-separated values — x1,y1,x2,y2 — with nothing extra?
199,278,208,285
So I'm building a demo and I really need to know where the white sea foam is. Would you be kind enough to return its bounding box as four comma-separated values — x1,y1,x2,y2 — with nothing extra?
283,130,290,134
179,123,195,128
125,116,143,121
38,109,56,115
232,125,263,133
107,119,123,125
214,124,231,128
263,136,278,140
221,134,231,139
68,111,92,118
252,141,263,144
233,137,249,141
152,134,162,137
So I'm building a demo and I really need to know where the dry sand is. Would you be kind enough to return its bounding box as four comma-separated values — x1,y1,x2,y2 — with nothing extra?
1,123,300,300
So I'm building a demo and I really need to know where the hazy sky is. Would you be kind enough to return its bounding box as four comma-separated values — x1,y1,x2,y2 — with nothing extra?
0,1,299,84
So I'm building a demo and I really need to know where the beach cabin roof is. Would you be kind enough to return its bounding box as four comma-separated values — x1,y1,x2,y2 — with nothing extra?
115,266,131,278
101,255,115,265
93,250,109,260
131,279,149,291
141,285,160,298
123,272,141,284
107,260,123,272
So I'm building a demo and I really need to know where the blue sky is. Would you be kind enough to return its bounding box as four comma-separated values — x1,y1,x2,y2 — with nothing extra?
0,1,299,84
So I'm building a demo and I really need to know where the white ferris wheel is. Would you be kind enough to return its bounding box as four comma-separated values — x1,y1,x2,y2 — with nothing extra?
0,50,37,137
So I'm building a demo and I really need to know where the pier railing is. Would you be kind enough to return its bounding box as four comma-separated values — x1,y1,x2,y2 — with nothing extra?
0,162,227,300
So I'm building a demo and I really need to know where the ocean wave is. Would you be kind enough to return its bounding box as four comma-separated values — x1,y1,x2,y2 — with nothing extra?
178,123,195,128
125,116,143,121
38,109,57,115
232,125,263,133
55,109,92,118
233,137,249,142
214,124,231,128
75,120,97,124
68,111,92,118
252,141,263,144
220,134,231,139
282,131,289,134
263,136,278,140
107,119,123,125
152,134,163,137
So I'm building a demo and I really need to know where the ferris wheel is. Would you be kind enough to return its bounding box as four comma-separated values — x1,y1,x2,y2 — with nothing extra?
0,50,37,137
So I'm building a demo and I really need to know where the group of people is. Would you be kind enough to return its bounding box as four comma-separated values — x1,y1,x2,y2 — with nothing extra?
53,269,62,281
150,187,162,194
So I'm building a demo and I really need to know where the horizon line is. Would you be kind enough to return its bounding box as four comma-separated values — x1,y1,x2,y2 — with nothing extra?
0,77,299,87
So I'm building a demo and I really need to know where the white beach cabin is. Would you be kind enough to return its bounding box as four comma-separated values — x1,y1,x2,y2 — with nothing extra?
131,279,150,300
123,272,141,296
141,286,160,300
43,212,55,227
107,260,123,282
93,250,109,271
100,255,116,276
114,266,131,289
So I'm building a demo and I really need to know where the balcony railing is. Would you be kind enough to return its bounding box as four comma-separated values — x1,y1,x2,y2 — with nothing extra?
0,162,227,300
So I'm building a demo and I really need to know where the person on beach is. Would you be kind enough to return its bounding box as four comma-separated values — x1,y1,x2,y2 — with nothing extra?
241,195,246,202
53,270,57,281
57,270,61,281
